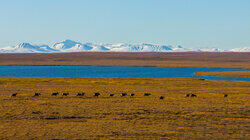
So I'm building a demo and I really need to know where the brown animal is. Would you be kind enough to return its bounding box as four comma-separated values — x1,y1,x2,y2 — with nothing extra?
190,94,197,97
121,93,127,97
144,93,151,96
159,96,164,99
52,92,59,96
34,93,41,97
94,92,100,97
11,93,18,97
77,92,85,96
62,93,69,96
109,94,115,97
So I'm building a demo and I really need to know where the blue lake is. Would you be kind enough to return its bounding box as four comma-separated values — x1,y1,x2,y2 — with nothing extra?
0,66,249,81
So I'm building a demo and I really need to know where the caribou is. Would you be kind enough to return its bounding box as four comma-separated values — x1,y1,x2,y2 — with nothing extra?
109,93,115,97
121,93,127,97
51,92,59,96
62,93,69,96
34,93,41,97
11,93,18,97
159,96,164,99
130,93,135,97
77,92,85,96
94,92,100,97
144,93,151,96
190,94,197,97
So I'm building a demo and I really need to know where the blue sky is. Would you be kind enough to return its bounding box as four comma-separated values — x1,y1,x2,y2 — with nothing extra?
0,0,249,49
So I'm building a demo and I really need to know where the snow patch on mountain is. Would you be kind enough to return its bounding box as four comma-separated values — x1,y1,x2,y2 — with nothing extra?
91,45,110,52
52,39,81,50
196,48,226,52
229,47,250,52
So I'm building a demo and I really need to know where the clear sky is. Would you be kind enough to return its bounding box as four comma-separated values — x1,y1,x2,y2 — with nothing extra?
0,0,249,49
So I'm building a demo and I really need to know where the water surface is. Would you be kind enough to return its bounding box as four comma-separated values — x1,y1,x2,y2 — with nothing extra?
0,66,249,81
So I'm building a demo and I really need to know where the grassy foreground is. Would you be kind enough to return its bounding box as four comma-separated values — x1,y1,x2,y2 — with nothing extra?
194,71,250,78
0,77,249,139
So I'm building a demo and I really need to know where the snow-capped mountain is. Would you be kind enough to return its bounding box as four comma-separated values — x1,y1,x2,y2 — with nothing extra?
50,40,185,52
104,43,186,52
0,43,57,53
0,40,249,53
229,47,250,52
52,39,92,51
52,40,110,52
195,48,226,52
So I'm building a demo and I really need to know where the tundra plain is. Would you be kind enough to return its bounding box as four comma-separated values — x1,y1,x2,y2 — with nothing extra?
0,77,249,139
0,52,249,69
0,52,249,139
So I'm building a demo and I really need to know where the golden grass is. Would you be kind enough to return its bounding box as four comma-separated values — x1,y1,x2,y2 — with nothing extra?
0,77,249,139
194,71,250,78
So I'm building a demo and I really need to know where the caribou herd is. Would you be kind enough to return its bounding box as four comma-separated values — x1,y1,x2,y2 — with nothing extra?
11,92,229,99
11,92,166,99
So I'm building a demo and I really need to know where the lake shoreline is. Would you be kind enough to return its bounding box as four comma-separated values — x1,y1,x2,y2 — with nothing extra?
0,65,250,70
194,71,250,78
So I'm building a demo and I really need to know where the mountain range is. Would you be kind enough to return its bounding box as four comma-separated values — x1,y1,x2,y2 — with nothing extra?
0,40,249,53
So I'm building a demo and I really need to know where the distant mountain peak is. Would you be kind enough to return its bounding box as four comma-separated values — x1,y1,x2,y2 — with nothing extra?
230,47,250,52
52,39,82,50
15,43,34,49
1,42,56,53
60,39,78,44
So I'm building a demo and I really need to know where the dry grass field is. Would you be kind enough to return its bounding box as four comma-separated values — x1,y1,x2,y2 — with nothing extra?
0,77,249,139
195,71,250,78
0,52,249,69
